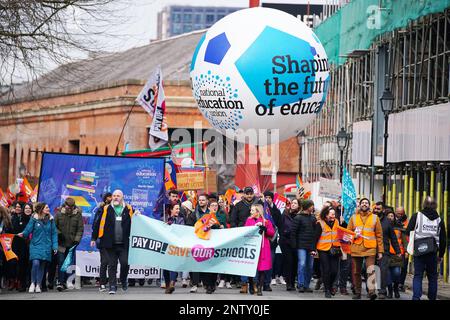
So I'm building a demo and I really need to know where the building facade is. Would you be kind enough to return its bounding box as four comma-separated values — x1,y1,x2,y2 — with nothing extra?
0,30,299,193
302,2,450,214
157,6,243,40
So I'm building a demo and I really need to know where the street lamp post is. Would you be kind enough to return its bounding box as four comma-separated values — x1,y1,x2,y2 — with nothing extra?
336,127,349,183
380,88,394,203
297,130,306,179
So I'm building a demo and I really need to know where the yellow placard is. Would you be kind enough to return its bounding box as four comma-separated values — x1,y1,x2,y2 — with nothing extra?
176,172,204,190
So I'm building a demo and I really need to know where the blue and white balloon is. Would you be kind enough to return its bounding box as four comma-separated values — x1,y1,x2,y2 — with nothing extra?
190,7,330,145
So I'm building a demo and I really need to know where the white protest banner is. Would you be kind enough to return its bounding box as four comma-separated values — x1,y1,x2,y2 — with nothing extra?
129,214,262,277
75,250,160,279
319,177,342,200
148,69,169,150
136,66,161,116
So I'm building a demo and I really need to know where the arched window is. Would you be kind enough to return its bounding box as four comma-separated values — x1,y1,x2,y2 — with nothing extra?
105,146,108,155
95,147,98,155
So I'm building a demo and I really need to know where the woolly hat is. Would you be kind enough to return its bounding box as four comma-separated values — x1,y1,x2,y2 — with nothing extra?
302,199,315,210
64,197,76,207
181,201,194,213
263,191,274,199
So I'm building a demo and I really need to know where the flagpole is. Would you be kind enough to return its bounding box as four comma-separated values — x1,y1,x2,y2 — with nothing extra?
115,102,137,156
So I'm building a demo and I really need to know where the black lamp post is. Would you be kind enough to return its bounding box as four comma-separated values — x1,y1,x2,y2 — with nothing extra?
380,88,394,203
297,130,306,179
337,127,349,183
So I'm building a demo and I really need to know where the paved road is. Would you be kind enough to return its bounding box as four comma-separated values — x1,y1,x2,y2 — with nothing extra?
0,279,414,300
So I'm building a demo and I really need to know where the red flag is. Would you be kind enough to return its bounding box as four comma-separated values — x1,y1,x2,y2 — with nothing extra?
273,193,287,210
30,185,38,202
6,188,15,202
22,178,33,196
336,226,356,254
224,189,236,205
0,188,8,207
18,181,30,203
0,234,18,261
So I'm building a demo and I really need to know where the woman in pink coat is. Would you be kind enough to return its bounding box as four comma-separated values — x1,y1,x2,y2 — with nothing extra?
245,204,275,296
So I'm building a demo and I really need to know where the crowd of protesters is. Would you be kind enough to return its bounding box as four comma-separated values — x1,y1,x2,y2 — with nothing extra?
0,186,447,300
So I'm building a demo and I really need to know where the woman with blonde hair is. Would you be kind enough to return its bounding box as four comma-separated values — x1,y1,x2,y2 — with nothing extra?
18,202,58,293
244,204,275,296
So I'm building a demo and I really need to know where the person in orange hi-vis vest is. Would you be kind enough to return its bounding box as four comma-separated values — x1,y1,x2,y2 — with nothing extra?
91,189,136,295
314,206,341,299
394,206,409,293
346,198,384,300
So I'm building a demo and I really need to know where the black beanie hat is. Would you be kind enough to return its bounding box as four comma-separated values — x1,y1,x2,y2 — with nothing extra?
302,199,314,210
263,191,274,199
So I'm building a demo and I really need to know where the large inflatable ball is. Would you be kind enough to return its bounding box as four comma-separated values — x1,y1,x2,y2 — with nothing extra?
190,7,330,145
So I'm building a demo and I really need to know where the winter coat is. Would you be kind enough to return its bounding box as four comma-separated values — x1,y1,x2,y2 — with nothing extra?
55,206,84,249
194,206,210,220
11,213,31,234
230,197,263,228
167,215,185,226
290,212,317,251
245,216,275,271
379,215,400,255
184,211,197,227
91,203,133,249
407,208,447,258
279,209,298,246
215,209,228,228
267,204,282,250
21,214,58,262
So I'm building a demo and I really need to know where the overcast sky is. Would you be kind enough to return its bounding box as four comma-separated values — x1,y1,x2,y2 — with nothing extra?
109,0,326,50
97,0,249,52
10,0,325,82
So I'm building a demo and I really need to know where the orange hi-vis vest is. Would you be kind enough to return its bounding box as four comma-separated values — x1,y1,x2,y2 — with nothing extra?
317,219,341,251
352,213,377,249
390,229,405,255
98,204,133,239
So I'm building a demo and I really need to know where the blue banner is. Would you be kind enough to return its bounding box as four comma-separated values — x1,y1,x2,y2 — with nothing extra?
342,168,357,223
129,214,262,277
38,153,165,251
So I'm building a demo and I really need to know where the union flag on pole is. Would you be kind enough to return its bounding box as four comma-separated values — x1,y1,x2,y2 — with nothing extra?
336,226,356,254
194,212,219,240
148,70,168,151
0,234,18,261
0,188,8,207
136,66,169,151
136,67,161,115
296,174,311,199
273,193,287,210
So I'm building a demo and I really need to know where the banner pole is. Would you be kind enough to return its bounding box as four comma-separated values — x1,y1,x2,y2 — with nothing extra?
115,102,137,156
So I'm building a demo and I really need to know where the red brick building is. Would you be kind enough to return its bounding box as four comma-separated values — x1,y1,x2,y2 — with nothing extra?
0,31,300,193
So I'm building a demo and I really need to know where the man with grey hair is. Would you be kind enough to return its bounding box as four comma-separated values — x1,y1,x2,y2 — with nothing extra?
92,189,134,294
406,196,446,300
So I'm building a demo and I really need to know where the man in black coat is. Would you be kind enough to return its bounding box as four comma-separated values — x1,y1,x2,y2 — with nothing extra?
91,189,135,294
373,203,401,299
91,192,112,292
230,187,263,228
262,191,282,291
290,199,317,292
